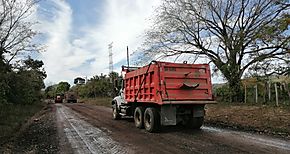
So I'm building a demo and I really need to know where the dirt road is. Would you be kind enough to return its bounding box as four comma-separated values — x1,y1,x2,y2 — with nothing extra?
56,103,290,154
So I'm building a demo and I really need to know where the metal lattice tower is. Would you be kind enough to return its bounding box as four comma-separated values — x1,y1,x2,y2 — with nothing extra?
108,42,113,75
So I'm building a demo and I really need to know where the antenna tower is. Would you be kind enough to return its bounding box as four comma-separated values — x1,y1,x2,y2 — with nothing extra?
108,42,113,75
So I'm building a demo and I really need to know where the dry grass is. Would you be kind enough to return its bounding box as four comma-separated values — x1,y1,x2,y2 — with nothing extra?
0,103,44,145
205,103,290,136
79,97,112,107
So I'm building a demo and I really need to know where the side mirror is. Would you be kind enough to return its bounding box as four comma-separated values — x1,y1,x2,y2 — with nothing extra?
115,87,119,92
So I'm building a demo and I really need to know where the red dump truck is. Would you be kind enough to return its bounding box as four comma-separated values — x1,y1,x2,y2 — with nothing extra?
112,61,216,132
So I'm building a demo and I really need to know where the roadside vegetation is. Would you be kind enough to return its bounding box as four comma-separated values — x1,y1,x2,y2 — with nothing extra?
0,0,46,146
70,73,119,106
0,103,44,146
205,103,290,138
211,82,290,137
71,72,119,98
44,73,118,106
44,81,71,99
45,72,119,98
214,82,290,106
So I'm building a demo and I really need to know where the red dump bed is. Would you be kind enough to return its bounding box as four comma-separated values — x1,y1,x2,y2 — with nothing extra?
124,61,214,105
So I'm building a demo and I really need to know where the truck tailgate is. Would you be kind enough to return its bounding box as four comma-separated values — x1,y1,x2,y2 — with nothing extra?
161,63,213,102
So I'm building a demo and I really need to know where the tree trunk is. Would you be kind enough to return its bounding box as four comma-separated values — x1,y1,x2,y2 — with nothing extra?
283,82,290,104
218,62,243,103
228,78,243,103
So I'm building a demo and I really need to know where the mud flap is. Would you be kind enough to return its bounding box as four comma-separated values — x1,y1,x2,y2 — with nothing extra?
161,105,176,126
193,105,205,117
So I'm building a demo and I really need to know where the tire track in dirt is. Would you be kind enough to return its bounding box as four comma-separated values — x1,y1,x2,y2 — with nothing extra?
56,104,130,154
68,104,195,154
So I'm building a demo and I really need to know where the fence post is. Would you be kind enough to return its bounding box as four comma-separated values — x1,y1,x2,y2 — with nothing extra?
274,83,279,106
268,82,271,102
255,84,258,104
263,82,267,103
244,84,247,103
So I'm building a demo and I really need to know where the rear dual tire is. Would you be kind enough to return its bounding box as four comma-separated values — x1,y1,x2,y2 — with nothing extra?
134,107,160,133
144,107,160,133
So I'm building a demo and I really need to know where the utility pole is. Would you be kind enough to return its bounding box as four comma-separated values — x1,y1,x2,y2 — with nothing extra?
108,42,113,78
108,42,115,97
127,46,129,68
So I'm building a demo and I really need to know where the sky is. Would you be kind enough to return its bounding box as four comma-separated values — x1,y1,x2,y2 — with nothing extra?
35,0,162,86
34,0,225,86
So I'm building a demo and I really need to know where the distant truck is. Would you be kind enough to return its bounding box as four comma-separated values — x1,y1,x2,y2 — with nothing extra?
64,92,78,103
55,94,64,103
112,61,216,132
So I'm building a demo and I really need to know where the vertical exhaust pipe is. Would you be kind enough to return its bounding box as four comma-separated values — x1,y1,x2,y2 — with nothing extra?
127,46,130,68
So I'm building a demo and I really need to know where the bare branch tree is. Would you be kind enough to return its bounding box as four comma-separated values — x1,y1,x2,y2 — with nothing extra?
0,0,42,69
142,0,290,102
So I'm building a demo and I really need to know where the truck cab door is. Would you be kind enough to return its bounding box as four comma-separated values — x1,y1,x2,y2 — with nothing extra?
120,79,125,100
114,78,126,106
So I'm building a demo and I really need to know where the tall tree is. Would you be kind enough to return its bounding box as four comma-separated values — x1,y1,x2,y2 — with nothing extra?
56,82,70,94
0,0,45,104
0,0,42,68
45,85,57,99
7,58,46,104
142,0,290,102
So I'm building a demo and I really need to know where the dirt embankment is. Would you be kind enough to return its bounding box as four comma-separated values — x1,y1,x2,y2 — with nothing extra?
205,104,290,138
1,104,59,153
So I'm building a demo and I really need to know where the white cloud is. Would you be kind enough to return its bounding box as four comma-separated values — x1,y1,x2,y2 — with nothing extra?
81,0,161,73
37,0,161,85
37,0,73,85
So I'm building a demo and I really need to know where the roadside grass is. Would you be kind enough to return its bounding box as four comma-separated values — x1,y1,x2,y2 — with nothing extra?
0,103,44,146
205,102,290,137
79,97,112,107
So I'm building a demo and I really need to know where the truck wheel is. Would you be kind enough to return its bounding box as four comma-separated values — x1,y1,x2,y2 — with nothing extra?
186,117,204,129
112,104,121,120
134,106,145,129
144,107,160,133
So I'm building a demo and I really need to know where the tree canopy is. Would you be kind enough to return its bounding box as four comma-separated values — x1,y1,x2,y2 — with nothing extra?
142,0,290,102
0,0,45,104
56,82,71,94
0,57,46,104
71,72,120,98
0,0,42,67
